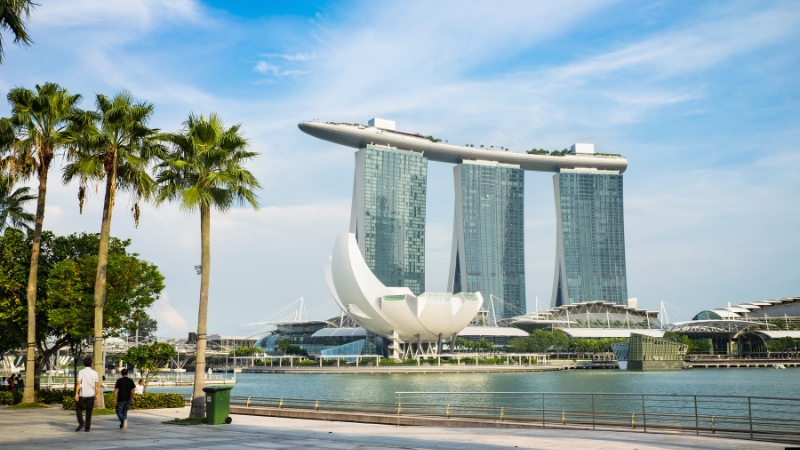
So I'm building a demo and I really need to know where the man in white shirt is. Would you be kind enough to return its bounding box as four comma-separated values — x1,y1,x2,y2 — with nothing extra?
75,356,99,432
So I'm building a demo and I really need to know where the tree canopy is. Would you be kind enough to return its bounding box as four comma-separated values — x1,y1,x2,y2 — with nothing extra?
122,341,175,393
0,229,164,384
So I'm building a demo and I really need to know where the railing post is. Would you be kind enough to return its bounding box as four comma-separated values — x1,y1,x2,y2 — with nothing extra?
493,394,497,425
748,397,753,439
694,396,698,435
591,394,595,430
279,398,283,410
641,395,647,433
542,393,545,428
246,396,251,408
315,399,319,412
712,415,715,433
631,412,635,429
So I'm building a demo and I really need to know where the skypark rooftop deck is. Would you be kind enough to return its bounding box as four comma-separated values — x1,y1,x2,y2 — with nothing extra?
298,121,628,173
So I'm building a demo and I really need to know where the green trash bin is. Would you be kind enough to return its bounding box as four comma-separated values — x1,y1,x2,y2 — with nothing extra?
203,385,234,425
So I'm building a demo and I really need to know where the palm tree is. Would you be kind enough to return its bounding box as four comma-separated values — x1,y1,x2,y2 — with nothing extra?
0,0,35,64
156,113,259,419
2,83,81,403
63,91,159,408
0,172,35,231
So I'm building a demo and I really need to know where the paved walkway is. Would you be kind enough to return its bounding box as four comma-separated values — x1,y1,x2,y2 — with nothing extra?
0,405,784,449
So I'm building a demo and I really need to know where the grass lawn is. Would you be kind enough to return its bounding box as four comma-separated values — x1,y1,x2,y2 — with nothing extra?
6,403,48,409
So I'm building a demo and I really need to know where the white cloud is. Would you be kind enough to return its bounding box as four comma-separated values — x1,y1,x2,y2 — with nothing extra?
34,0,204,29
151,294,191,338
253,61,311,78
558,7,800,80
260,52,316,62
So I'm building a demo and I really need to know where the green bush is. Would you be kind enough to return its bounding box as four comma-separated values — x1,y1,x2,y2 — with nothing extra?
479,358,504,365
38,389,73,404
131,393,185,409
0,391,23,405
62,392,184,410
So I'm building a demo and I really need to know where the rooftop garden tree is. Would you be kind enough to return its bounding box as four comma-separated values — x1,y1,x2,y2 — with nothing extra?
155,113,260,419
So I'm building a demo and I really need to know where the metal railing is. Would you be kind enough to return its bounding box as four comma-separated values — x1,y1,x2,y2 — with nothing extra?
225,392,800,443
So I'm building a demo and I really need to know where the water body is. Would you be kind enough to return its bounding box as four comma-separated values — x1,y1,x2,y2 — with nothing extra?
149,368,800,403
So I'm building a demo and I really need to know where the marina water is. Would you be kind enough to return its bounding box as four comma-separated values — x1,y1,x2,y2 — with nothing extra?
149,368,800,403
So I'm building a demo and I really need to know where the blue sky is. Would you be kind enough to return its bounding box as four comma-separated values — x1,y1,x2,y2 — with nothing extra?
1,1,798,336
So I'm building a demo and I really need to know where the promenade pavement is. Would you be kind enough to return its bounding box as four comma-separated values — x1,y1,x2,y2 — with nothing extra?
0,405,784,449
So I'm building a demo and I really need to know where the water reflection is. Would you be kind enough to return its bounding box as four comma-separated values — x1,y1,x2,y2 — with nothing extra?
149,368,800,403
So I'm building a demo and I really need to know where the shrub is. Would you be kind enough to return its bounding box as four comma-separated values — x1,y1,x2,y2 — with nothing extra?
38,389,73,404
62,392,184,410
0,391,22,405
479,358,504,365
131,393,185,409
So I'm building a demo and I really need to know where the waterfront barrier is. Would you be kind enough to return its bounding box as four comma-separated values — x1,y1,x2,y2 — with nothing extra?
220,392,800,443
39,373,235,390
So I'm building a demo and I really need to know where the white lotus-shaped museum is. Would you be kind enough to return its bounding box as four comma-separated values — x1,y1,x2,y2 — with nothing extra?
324,233,483,343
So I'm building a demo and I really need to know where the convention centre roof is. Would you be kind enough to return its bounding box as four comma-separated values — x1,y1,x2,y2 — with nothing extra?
692,296,800,321
457,326,529,338
559,329,665,339
667,319,762,333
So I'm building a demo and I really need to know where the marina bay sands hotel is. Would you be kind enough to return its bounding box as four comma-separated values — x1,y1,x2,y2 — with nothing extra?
299,119,629,319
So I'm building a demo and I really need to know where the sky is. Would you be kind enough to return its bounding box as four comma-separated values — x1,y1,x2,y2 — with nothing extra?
1,1,798,337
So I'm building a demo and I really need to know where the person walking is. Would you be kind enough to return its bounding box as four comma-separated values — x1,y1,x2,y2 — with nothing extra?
113,368,136,429
75,357,99,432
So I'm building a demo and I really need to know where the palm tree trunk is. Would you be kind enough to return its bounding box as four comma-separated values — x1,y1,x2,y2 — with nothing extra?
22,162,49,404
92,165,117,409
190,205,211,419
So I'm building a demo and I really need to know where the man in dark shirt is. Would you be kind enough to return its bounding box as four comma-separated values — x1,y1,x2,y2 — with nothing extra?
113,368,137,429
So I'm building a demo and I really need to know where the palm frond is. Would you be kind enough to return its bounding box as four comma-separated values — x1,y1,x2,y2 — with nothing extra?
154,112,261,214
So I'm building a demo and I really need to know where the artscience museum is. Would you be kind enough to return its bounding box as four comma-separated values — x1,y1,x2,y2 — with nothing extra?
325,233,483,360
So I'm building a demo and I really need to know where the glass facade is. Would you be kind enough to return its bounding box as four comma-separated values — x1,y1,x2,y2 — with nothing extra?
629,333,687,362
256,329,384,357
450,161,525,319
552,170,628,307
352,145,427,295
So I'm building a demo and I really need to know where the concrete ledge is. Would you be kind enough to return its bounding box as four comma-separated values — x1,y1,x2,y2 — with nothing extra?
230,406,536,428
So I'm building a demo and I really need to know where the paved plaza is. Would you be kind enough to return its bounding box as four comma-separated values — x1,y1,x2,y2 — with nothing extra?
0,406,784,449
